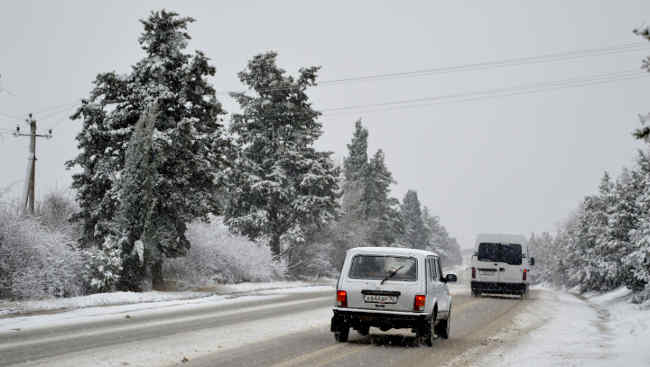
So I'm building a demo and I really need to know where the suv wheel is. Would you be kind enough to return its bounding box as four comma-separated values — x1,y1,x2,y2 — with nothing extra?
417,316,435,346
357,324,370,336
334,326,349,342
435,307,451,339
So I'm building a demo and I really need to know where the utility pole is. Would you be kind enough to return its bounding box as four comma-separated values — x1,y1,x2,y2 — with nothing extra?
13,113,52,215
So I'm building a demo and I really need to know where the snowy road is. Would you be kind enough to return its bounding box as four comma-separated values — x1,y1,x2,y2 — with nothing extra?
0,288,534,367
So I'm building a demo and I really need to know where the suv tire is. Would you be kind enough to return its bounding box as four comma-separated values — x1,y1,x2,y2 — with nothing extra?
334,326,349,342
417,315,435,346
435,307,451,339
357,324,370,336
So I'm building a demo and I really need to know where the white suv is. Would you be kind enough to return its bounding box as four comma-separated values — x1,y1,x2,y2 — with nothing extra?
331,247,457,346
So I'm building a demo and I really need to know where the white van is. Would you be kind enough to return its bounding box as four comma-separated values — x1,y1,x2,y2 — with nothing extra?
331,247,457,346
470,234,534,298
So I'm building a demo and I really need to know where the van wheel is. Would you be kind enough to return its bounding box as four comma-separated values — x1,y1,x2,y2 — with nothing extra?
334,326,349,342
471,289,481,297
417,316,435,346
435,307,451,339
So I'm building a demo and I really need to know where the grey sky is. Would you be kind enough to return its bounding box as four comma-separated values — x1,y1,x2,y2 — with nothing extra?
1,0,648,248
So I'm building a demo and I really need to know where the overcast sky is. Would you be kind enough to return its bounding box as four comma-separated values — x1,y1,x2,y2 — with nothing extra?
1,0,649,248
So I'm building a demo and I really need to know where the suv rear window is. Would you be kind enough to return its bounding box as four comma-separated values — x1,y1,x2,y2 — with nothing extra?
348,255,417,281
477,243,523,265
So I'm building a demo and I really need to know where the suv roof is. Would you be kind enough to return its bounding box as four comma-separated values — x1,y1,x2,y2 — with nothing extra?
347,246,439,258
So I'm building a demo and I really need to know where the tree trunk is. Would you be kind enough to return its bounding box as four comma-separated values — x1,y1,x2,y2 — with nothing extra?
270,232,282,261
151,260,164,290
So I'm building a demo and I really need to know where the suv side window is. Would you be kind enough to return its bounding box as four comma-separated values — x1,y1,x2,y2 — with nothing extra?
428,257,437,281
434,257,444,282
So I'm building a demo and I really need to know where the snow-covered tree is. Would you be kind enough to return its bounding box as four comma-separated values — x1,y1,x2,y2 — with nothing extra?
224,51,340,259
422,206,462,266
67,10,228,290
400,190,427,249
343,119,369,182
364,150,402,246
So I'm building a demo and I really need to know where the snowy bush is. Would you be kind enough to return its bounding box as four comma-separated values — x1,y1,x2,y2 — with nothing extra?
283,226,336,279
36,190,80,237
0,204,87,299
84,236,123,293
163,217,285,287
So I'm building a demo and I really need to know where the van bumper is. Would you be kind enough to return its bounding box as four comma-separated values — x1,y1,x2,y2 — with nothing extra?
331,308,430,332
471,281,527,295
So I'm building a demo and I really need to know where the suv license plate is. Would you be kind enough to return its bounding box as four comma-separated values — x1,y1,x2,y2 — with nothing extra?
364,295,397,304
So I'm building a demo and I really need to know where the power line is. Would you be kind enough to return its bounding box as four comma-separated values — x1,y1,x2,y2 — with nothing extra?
321,42,648,85
320,69,648,115
217,41,648,96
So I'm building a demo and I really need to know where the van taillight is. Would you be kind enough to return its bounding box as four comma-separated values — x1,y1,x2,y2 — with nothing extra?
414,295,426,311
336,290,347,307
523,269,527,281
472,267,476,279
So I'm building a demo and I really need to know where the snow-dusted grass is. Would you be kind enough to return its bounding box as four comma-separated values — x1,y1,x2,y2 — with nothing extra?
471,286,650,367
214,280,335,294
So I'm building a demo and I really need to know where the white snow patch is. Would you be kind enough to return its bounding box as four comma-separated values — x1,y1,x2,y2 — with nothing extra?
0,294,284,333
12,300,332,367
469,286,650,367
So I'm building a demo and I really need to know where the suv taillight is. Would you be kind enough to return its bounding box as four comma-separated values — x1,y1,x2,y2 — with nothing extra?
523,269,527,281
336,290,347,307
472,267,476,279
414,295,426,311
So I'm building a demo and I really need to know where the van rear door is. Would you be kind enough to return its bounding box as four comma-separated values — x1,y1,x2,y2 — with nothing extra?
499,244,524,284
475,243,501,283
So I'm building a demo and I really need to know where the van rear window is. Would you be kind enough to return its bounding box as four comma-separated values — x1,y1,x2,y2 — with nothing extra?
348,255,417,281
477,243,523,265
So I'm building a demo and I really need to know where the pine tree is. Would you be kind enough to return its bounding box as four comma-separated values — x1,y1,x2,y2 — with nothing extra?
422,206,462,265
225,51,340,259
67,10,228,290
400,190,427,249
364,150,402,246
343,119,369,182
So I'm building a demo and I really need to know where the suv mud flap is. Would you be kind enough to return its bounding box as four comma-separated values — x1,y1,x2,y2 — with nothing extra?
331,313,346,332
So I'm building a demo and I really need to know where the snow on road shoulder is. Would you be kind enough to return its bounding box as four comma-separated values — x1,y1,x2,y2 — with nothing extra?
468,286,650,367
14,301,333,367
0,280,334,318
0,282,334,333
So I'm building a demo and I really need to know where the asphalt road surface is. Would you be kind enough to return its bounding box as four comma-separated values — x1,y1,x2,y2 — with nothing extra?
0,290,534,367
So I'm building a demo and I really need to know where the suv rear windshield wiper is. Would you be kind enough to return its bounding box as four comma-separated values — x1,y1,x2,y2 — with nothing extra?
381,265,404,284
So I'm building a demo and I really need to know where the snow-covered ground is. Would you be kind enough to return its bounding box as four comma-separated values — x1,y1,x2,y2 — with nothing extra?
0,285,334,335
0,280,333,317
466,286,650,367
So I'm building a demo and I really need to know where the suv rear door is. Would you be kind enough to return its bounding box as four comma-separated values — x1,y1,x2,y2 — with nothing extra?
344,254,422,313
427,256,450,312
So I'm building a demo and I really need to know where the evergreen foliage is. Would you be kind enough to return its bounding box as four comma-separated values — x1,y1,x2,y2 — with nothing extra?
529,28,650,300
67,10,228,290
400,190,427,249
224,51,340,260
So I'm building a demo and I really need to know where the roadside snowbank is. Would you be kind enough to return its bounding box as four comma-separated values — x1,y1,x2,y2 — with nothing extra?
473,286,650,367
0,280,334,317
